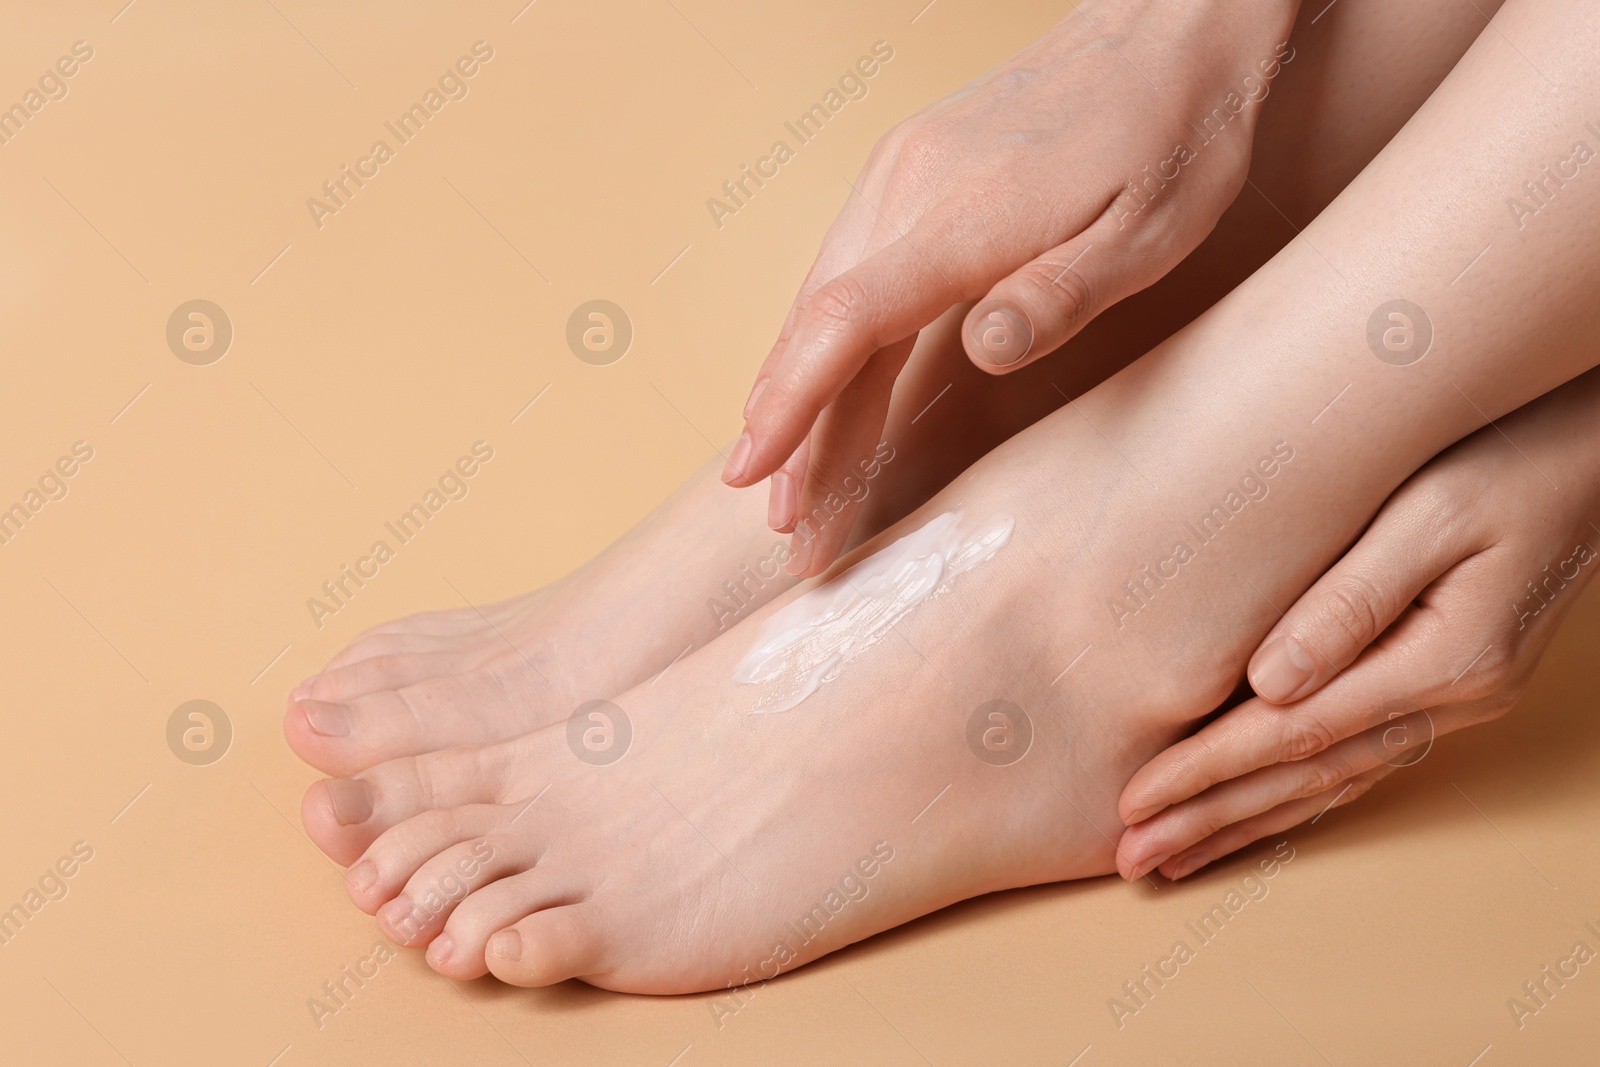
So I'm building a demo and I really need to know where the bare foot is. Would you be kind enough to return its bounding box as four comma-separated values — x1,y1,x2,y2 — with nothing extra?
299,295,1457,991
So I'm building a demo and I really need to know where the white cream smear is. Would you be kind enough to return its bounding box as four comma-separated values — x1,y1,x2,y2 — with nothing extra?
732,509,1014,713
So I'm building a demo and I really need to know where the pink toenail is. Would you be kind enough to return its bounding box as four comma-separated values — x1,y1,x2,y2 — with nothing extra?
292,677,317,701
379,896,416,934
1169,852,1210,880
345,860,377,895
303,702,351,737
427,934,454,965
488,930,522,960
1132,851,1171,880
325,779,373,825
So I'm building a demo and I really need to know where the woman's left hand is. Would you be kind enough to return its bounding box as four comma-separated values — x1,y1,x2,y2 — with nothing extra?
1114,368,1600,881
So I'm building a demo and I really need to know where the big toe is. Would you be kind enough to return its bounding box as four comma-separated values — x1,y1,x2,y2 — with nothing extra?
284,669,550,777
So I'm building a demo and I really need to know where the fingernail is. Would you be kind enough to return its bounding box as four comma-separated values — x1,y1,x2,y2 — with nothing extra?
743,377,769,419
769,472,797,531
1251,636,1316,703
1169,852,1210,880
379,895,416,935
968,302,1034,367
488,929,522,960
325,778,374,825
1123,802,1168,827
345,860,377,895
722,432,753,485
292,676,317,701
302,701,351,737
1132,851,1172,880
427,933,454,966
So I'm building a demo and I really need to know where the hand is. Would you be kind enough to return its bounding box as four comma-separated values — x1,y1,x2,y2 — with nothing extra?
1114,368,1600,881
726,0,1301,576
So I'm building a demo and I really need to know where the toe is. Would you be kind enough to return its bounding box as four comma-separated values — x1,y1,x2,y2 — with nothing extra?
285,670,552,778
433,869,587,980
317,630,463,675
374,826,544,947
301,745,508,866
299,651,469,705
484,903,607,987
345,804,506,913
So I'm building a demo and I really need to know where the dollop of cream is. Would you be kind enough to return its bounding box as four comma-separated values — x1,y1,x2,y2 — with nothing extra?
732,510,1014,712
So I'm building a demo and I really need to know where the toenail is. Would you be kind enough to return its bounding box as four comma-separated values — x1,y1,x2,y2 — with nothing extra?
303,701,351,737
379,896,416,933
1169,852,1210,880
1123,802,1167,826
488,930,522,960
427,934,454,965
1133,851,1171,880
345,860,377,895
325,778,374,825
292,676,318,701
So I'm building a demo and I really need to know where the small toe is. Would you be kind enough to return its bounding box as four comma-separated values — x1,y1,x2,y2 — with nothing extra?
432,868,587,979
484,903,607,987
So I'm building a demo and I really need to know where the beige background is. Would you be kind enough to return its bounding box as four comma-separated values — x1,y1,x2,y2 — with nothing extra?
1,1,1597,1063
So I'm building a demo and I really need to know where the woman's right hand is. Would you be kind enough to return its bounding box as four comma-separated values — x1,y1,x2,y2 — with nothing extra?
727,0,1303,576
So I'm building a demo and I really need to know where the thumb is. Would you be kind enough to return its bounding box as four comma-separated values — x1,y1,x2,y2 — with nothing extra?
1248,503,1461,704
959,207,1154,373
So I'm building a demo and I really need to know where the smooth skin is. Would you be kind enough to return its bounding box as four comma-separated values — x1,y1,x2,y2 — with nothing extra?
299,0,1600,988
287,0,1494,779
726,0,1303,575
1118,366,1600,880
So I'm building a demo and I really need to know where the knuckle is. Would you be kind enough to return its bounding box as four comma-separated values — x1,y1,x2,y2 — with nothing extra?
1450,642,1518,700
805,274,874,340
1280,714,1339,761
1308,575,1386,656
1015,257,1095,329
1292,759,1349,801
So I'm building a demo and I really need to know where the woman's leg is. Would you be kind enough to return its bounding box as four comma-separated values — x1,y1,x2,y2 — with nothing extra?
284,0,1497,777
296,0,1600,992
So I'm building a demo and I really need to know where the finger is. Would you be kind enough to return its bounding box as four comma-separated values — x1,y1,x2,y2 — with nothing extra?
743,194,881,419
1118,610,1447,828
1118,717,1418,879
1247,500,1462,704
787,335,918,577
730,225,970,488
768,437,809,533
1157,768,1390,881
961,205,1146,374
